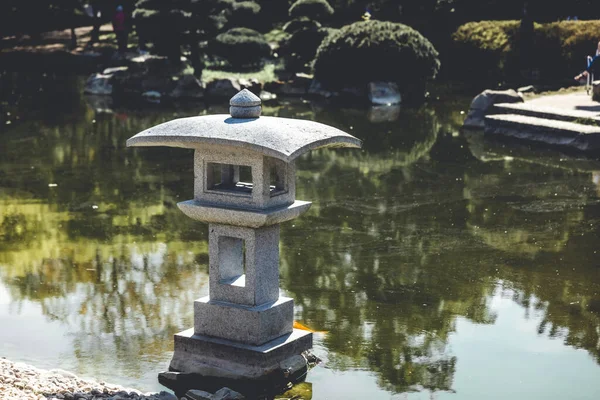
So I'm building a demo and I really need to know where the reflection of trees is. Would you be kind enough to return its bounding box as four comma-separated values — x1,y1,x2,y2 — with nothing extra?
3,73,600,396
280,122,600,394
463,135,600,364
311,106,439,173
0,75,212,379
280,135,497,393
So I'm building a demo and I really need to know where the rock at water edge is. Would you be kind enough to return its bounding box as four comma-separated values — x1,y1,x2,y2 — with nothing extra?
170,75,205,99
205,79,242,99
84,73,113,95
212,387,245,400
463,89,523,129
368,82,401,105
185,389,213,400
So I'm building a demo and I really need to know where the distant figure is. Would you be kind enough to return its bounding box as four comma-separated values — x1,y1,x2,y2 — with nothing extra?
574,41,600,81
112,5,127,55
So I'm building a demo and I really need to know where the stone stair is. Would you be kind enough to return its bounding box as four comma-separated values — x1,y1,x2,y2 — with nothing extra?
484,101,600,153
493,102,600,124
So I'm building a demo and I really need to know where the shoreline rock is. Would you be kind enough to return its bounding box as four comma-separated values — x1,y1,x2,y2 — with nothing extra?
0,358,176,400
463,89,524,129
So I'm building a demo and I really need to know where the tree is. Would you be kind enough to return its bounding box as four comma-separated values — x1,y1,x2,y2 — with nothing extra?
133,0,231,66
313,20,440,101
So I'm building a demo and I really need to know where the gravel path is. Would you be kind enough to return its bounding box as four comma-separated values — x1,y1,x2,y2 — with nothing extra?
0,358,176,400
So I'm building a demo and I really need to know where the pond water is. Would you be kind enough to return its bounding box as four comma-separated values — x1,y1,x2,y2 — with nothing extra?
1,73,600,400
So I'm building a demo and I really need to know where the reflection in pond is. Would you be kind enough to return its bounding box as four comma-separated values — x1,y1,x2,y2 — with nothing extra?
1,73,600,398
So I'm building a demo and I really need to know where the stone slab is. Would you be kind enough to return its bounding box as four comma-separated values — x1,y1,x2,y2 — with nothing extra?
194,296,294,346
178,199,311,228
484,114,600,152
494,102,600,123
521,92,600,113
126,114,362,163
169,328,313,380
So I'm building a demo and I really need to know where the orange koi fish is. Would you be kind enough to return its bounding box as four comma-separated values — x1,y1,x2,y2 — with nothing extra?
293,321,328,334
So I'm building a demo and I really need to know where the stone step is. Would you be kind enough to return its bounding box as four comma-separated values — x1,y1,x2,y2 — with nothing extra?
493,102,600,124
484,114,600,152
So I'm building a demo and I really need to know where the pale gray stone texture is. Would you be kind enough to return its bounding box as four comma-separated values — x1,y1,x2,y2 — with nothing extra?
169,328,312,380
229,89,262,118
194,296,294,346
126,89,360,381
229,105,261,118
463,89,523,129
192,146,296,210
177,199,311,228
208,224,279,306
126,115,361,163
230,89,261,107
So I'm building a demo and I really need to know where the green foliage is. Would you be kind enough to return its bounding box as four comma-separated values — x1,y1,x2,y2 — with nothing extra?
451,20,600,80
536,21,600,77
313,20,440,97
209,27,272,69
282,18,321,34
227,1,261,29
451,21,520,79
0,0,90,36
283,27,336,71
133,0,231,63
289,0,334,20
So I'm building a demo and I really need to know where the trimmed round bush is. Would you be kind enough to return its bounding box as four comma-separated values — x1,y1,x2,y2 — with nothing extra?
227,1,261,28
209,27,271,69
284,27,336,71
282,18,321,34
289,0,334,20
313,20,440,95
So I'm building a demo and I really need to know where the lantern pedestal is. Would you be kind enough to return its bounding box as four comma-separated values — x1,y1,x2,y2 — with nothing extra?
169,328,312,380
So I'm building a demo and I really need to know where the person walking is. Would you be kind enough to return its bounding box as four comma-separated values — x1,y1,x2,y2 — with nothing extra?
112,5,128,56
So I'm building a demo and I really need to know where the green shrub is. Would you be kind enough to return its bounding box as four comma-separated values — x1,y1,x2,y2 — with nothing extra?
134,0,232,64
227,1,261,28
134,0,194,61
209,27,272,69
283,27,336,71
536,21,600,78
313,20,440,98
282,18,321,34
451,20,600,80
289,0,333,20
451,21,519,79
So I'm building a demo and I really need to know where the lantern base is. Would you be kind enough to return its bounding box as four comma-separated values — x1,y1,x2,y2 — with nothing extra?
169,328,312,380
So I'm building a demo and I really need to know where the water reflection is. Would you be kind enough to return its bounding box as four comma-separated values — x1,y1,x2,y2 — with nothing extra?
1,74,600,398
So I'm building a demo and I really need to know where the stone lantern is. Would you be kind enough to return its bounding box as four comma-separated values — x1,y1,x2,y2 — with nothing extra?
127,89,361,382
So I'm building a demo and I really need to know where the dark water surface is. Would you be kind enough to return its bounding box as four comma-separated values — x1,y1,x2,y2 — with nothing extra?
1,73,600,399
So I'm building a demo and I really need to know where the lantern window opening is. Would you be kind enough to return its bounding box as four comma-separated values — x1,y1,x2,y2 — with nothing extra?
206,162,253,196
268,158,288,197
218,236,246,287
